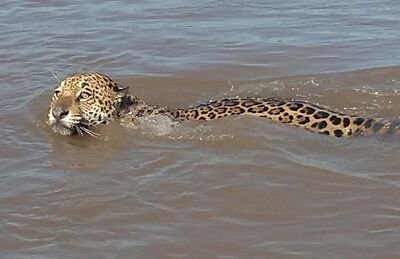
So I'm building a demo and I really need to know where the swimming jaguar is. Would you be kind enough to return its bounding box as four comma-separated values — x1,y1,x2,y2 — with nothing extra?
48,72,399,138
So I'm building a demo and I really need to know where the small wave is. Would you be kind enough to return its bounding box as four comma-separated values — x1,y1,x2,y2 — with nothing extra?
121,114,178,136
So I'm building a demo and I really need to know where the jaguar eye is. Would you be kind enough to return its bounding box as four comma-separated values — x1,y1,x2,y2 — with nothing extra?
78,92,91,101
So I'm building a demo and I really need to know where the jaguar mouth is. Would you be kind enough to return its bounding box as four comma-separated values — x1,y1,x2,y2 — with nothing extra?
48,112,99,137
50,122,77,136
50,121,99,137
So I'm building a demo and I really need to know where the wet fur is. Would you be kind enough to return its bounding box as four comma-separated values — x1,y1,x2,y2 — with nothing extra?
48,72,399,138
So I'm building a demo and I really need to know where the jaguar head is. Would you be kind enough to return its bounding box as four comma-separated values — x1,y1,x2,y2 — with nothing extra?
48,72,129,136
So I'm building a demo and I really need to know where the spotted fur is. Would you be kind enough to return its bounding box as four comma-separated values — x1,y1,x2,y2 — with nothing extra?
48,72,400,138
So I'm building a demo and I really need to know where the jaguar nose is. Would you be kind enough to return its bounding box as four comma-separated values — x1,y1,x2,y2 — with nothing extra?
52,106,70,121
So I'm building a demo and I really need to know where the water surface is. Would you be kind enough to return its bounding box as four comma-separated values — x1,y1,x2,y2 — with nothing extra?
1,1,400,258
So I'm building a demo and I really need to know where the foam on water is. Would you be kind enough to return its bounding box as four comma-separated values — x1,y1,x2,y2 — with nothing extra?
121,114,178,136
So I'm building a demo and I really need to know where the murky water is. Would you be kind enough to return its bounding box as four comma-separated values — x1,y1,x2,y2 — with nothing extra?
1,0,400,258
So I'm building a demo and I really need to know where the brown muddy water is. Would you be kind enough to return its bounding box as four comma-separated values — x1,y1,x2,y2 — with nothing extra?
1,1,400,258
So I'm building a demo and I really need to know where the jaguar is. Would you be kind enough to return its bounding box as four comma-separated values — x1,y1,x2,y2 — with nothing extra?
48,72,399,138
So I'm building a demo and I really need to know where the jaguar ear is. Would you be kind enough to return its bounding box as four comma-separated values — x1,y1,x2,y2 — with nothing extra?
112,83,129,97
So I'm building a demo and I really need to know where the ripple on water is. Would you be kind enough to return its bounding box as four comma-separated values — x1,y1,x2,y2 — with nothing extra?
1,0,400,257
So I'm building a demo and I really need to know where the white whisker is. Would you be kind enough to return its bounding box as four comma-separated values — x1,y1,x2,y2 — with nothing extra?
68,117,97,127
50,72,60,83
79,126,100,138
77,121,92,126
74,126,84,136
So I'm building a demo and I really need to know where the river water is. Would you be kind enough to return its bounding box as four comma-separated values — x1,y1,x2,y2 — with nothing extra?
1,0,400,258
